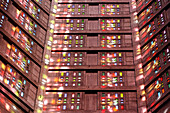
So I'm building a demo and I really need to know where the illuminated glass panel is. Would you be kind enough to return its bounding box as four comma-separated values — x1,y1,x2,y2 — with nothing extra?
52,35,85,49
0,93,24,113
8,45,31,73
142,29,168,61
0,12,6,28
146,70,170,108
101,19,121,31
0,61,30,100
138,0,162,26
11,26,34,54
0,0,10,10
100,52,123,66
17,0,41,20
55,19,86,32
140,12,165,41
99,92,125,112
4,65,28,98
43,92,82,111
47,71,84,87
100,35,121,48
50,52,85,66
101,4,124,15
15,9,38,36
138,5,154,26
2,41,38,75
56,4,86,15
144,47,170,80
140,21,156,40
100,71,124,88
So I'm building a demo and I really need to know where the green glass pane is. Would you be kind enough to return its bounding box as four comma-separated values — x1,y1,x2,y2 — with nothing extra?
166,72,169,76
77,93,80,97
77,106,80,110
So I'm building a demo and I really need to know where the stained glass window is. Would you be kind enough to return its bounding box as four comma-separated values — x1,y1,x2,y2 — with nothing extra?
142,29,168,61
0,61,29,100
144,47,170,81
17,0,41,20
146,70,170,108
43,92,82,111
0,0,10,10
100,35,121,48
101,19,121,31
50,52,85,66
15,9,38,36
100,92,125,112
100,71,124,88
47,71,83,87
101,52,123,66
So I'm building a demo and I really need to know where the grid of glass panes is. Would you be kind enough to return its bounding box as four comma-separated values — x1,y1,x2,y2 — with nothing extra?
0,12,5,27
0,93,24,113
55,19,86,31
100,35,121,48
11,26,34,54
142,29,168,61
0,61,29,100
140,12,165,41
100,52,123,66
17,0,41,20
52,35,85,49
57,4,86,15
73,52,84,66
44,92,82,111
100,92,125,112
50,52,85,66
4,42,32,74
144,47,170,78
138,0,163,26
47,71,83,87
101,4,121,15
146,70,170,108
101,19,121,31
0,0,10,10
15,10,38,36
100,71,124,88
